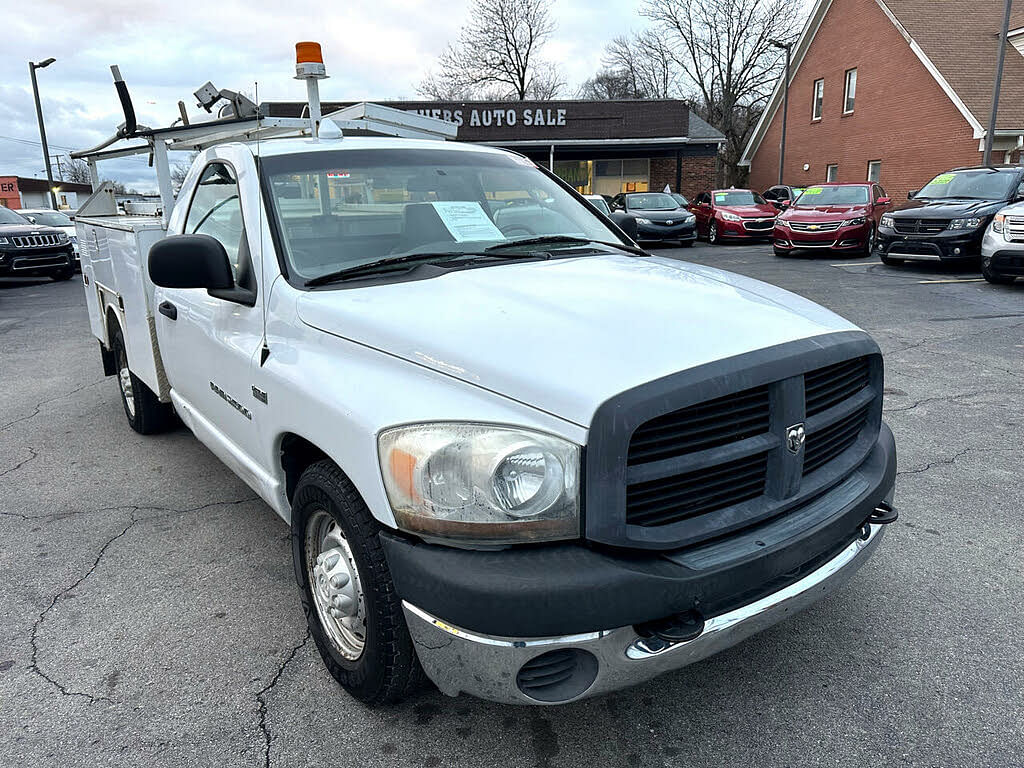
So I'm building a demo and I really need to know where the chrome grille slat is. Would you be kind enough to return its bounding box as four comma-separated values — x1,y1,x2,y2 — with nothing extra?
789,220,842,232
12,233,63,248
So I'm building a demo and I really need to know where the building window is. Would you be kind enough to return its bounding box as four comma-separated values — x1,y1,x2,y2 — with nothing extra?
826,164,839,182
812,79,824,120
844,69,857,114
867,160,881,183
593,159,650,197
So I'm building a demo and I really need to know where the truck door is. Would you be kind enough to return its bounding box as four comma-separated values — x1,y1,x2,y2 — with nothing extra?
154,160,264,468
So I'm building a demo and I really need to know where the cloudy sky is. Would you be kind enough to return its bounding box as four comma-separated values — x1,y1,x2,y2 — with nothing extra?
3,0,647,192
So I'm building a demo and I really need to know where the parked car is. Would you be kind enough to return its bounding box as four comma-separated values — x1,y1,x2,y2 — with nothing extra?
0,206,75,281
689,189,777,244
774,183,891,257
876,165,1024,266
980,204,1024,284
19,208,79,266
610,191,696,246
762,185,805,209
583,194,611,216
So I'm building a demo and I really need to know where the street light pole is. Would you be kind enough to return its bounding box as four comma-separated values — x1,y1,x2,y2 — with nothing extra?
29,57,58,210
984,0,1013,166
770,41,792,186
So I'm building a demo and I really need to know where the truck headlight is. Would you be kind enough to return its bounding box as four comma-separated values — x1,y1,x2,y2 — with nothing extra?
880,215,894,229
719,211,742,222
993,214,1005,233
634,217,652,225
950,217,984,229
378,423,580,545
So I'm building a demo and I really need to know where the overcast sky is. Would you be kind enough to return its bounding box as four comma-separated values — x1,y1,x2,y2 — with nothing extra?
3,0,647,192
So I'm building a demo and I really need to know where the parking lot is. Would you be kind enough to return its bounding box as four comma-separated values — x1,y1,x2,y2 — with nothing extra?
1,243,1021,768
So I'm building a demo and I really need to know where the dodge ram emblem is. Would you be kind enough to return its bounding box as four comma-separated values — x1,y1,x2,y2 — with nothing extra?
786,423,806,454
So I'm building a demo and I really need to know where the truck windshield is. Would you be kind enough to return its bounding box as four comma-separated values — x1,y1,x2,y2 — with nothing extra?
0,208,30,225
793,186,869,206
915,170,1017,200
261,148,624,281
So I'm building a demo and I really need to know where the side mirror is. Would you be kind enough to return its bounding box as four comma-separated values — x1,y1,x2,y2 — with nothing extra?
149,234,233,290
778,199,791,209
608,211,638,240
876,196,892,206
907,190,918,200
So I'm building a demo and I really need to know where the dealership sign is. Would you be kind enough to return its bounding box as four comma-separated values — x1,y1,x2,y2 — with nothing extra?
409,106,568,129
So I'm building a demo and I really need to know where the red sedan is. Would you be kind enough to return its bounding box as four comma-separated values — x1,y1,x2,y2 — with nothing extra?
773,183,892,257
689,189,778,244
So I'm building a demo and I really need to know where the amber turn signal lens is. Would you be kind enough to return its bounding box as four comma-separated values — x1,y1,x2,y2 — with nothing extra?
295,41,323,65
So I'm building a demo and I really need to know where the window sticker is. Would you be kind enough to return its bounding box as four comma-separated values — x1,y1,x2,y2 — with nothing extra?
326,171,351,179
803,187,823,195
930,173,955,185
431,201,506,242
714,193,727,202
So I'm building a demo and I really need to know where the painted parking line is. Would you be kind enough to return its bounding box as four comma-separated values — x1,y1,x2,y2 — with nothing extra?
917,278,986,284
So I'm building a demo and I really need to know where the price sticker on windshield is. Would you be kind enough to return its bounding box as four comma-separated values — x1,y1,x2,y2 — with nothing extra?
714,193,727,202
803,187,823,195
930,173,955,185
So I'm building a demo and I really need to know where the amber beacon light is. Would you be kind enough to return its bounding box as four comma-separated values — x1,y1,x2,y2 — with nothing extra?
294,42,329,137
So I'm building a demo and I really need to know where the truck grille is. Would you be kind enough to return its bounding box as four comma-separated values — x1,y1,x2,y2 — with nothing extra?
789,221,842,232
892,219,949,235
12,234,63,248
1004,216,1024,242
620,352,879,533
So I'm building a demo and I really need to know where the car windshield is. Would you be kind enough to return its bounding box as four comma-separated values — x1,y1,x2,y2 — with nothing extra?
586,196,610,215
670,193,689,207
262,148,624,281
0,207,30,225
627,193,677,210
794,186,869,206
24,211,73,227
714,190,764,206
915,170,1017,200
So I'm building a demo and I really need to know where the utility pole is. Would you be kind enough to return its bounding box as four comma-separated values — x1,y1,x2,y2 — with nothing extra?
984,0,1013,166
770,40,792,186
29,57,58,209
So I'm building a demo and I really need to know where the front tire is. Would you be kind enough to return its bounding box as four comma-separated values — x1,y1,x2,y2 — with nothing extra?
292,460,423,706
982,255,1016,284
862,224,877,257
109,324,175,434
708,222,719,245
51,265,74,281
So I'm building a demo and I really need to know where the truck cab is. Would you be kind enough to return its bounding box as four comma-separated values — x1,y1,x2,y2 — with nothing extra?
74,54,897,706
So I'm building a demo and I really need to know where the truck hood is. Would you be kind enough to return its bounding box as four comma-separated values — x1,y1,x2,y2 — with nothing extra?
296,254,859,427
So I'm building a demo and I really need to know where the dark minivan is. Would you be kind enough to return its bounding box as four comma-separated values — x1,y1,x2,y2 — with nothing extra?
877,166,1024,266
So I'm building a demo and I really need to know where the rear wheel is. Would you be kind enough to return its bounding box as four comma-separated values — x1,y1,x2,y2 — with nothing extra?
982,255,1016,285
880,253,904,266
110,324,175,434
292,460,424,705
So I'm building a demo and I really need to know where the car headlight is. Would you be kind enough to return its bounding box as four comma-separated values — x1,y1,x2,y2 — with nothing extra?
56,232,69,243
992,214,1005,233
843,217,867,227
378,423,580,545
684,214,696,223
634,217,652,225
880,215,894,228
719,211,741,222
950,217,984,229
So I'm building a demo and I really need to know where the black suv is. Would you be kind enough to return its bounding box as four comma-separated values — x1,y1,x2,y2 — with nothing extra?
0,207,75,281
876,166,1024,266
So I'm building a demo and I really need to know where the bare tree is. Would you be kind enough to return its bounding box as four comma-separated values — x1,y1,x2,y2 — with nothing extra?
643,0,804,184
60,154,92,185
578,70,641,100
169,151,200,192
418,0,560,100
603,31,679,98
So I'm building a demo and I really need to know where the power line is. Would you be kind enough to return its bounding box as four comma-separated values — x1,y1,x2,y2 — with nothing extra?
0,134,152,163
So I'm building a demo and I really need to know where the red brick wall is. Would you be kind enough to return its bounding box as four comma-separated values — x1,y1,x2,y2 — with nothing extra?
650,155,717,199
748,0,983,201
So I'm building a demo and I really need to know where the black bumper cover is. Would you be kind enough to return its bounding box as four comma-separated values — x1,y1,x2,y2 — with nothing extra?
381,424,897,637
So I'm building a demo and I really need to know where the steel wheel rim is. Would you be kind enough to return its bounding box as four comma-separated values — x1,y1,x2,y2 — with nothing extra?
709,223,717,243
305,509,366,660
116,345,135,417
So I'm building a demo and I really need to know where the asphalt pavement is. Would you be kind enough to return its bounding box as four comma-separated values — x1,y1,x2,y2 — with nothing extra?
1,244,1021,768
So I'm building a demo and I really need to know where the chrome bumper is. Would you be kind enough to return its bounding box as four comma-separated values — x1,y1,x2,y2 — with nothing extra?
404,522,887,705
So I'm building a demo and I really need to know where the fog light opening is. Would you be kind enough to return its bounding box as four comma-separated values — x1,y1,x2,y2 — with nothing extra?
515,648,599,703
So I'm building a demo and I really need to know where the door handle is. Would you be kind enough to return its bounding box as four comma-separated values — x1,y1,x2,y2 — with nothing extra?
158,301,177,320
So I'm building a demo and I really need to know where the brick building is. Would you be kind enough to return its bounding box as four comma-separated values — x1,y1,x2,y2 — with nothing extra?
269,100,724,199
0,176,92,210
741,0,1024,201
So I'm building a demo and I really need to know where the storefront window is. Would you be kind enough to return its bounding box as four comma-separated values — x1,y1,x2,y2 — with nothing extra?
553,160,592,192
593,159,650,197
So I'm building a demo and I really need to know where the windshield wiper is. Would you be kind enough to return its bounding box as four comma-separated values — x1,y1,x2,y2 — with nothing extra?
304,250,556,287
485,235,648,257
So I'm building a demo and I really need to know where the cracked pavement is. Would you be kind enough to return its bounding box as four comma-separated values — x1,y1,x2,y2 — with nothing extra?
1,250,1021,768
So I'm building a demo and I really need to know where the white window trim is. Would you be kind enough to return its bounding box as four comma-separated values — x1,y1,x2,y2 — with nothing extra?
826,164,839,182
812,78,824,121
843,68,857,114
867,160,881,183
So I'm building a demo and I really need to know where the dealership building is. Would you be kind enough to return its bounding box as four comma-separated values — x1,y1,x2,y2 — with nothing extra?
268,100,724,198
0,176,92,210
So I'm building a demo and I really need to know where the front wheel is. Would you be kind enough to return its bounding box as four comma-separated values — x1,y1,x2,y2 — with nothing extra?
862,225,877,257
708,222,719,245
292,460,423,705
982,255,1016,285
51,265,74,281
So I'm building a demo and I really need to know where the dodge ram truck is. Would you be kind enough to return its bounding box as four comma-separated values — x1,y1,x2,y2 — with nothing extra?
75,48,897,706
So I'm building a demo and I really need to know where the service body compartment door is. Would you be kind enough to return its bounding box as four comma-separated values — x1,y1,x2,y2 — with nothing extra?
154,158,265,468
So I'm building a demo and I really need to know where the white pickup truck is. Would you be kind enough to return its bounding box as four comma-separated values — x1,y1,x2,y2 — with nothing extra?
75,57,897,706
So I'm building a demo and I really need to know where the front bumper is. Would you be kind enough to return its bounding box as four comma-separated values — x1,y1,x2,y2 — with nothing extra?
718,218,775,239
774,222,870,251
404,521,887,704
0,247,74,276
636,222,697,242
877,228,984,261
